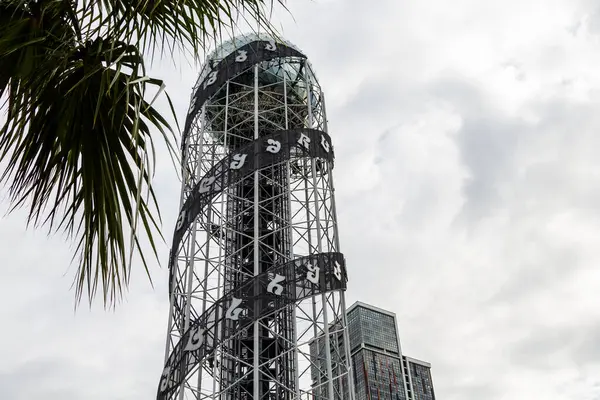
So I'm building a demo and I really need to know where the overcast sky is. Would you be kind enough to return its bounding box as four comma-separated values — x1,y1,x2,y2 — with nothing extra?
2,0,600,399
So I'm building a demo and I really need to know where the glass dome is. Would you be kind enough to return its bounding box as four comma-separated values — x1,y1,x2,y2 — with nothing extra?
191,33,319,97
184,32,321,146
205,32,304,62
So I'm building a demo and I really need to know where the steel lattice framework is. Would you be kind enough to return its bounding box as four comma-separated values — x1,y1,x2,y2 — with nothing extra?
158,33,355,400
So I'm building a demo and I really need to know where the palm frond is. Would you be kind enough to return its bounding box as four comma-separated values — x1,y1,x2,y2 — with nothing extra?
84,0,286,59
0,0,289,306
1,33,172,305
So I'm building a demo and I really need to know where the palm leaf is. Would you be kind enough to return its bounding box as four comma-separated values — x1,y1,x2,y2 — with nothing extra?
83,0,287,58
1,31,172,305
0,0,288,306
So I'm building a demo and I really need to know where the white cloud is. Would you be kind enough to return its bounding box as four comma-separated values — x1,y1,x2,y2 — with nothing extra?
2,0,600,399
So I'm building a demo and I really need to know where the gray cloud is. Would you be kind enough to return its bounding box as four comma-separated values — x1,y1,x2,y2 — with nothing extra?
509,317,600,374
4,1,600,399
573,321,600,367
0,358,96,400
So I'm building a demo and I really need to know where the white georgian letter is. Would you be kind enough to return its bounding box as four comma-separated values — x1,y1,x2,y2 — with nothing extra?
266,139,282,154
203,71,218,89
267,274,286,296
306,263,320,284
333,261,342,281
184,326,205,351
159,365,171,392
226,297,244,320
235,50,248,62
320,135,330,153
175,209,187,230
230,153,247,170
197,176,215,194
298,132,311,149
265,40,277,51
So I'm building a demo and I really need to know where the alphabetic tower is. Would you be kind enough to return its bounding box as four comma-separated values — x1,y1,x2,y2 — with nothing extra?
157,33,354,400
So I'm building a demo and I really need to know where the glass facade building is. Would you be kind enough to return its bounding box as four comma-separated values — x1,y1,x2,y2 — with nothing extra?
404,357,435,400
347,303,405,400
311,302,436,400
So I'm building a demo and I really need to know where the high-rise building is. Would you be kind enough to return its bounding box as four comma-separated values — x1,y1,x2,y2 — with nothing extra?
403,357,435,400
312,302,435,400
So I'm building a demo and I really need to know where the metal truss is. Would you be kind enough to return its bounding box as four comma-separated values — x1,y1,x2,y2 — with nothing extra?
160,34,355,400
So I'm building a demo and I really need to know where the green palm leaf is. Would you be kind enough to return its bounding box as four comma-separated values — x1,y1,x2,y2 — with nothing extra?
2,30,172,304
84,0,286,58
1,0,286,306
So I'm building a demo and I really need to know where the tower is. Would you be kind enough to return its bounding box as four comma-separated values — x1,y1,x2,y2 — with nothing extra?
157,33,355,400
